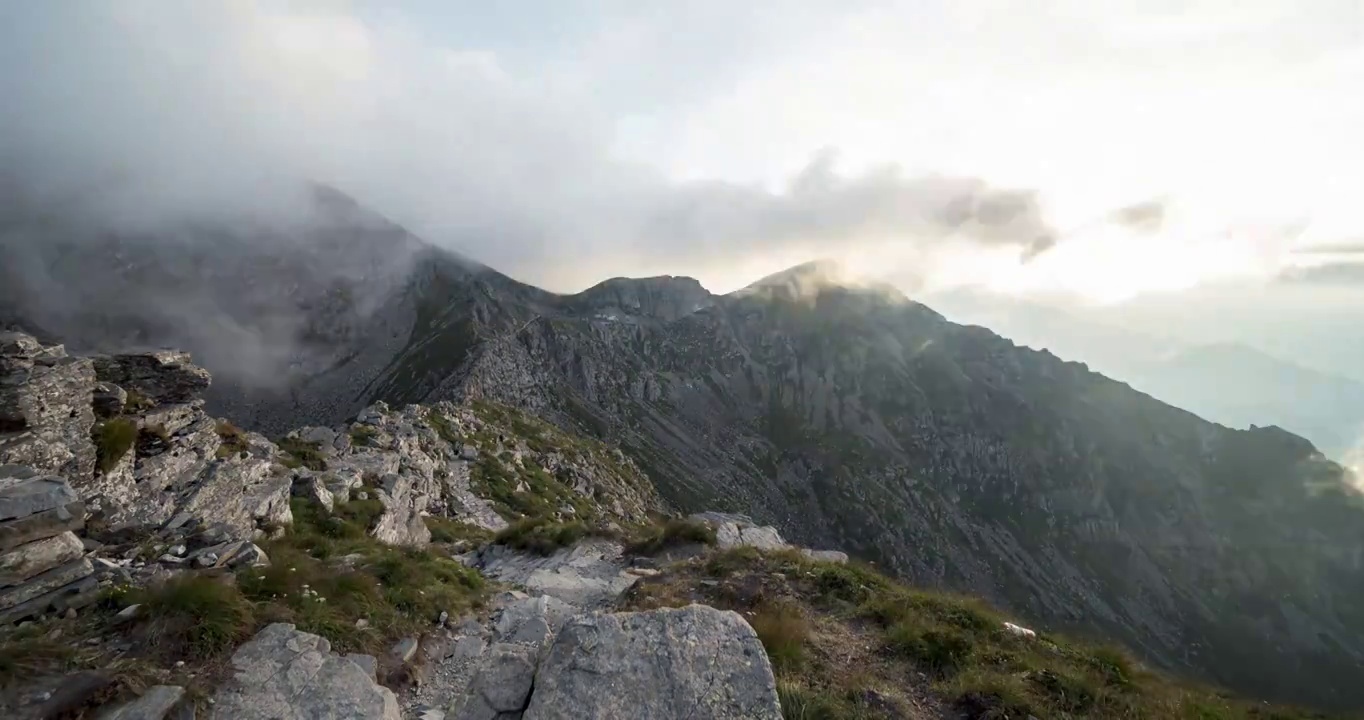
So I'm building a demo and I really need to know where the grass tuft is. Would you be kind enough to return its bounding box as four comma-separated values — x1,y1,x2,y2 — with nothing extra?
349,424,380,448
277,436,328,471
124,388,154,412
492,517,601,556
215,420,250,459
234,496,488,654
136,575,255,660
623,518,716,555
749,601,810,672
0,634,76,686
93,418,138,474
426,516,494,545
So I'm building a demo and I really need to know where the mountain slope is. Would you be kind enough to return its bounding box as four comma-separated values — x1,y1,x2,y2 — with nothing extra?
4,201,1363,710
431,265,1364,710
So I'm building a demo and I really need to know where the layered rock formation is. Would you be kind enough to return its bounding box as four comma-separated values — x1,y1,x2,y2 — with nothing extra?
0,468,95,623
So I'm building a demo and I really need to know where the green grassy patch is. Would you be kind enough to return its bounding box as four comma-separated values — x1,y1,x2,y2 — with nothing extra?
134,575,255,660
426,409,462,447
235,497,487,653
426,516,494,545
623,518,717,556
750,601,810,672
124,388,154,412
470,452,597,522
93,417,138,473
349,424,380,448
0,632,76,686
278,436,328,471
492,517,606,556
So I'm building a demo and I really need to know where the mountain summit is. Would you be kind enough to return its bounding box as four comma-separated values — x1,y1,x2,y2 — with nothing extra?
2,192,1362,710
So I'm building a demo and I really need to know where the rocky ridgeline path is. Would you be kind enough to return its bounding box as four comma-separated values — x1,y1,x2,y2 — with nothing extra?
0,329,849,719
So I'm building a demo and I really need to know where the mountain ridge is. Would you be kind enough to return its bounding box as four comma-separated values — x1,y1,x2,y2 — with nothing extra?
3,191,1363,710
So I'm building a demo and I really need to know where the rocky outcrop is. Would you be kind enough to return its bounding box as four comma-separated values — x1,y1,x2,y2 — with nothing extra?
371,472,433,547
522,605,782,719
210,623,401,720
689,512,787,550
90,350,212,406
0,331,96,481
0,333,295,549
689,512,846,561
0,469,97,623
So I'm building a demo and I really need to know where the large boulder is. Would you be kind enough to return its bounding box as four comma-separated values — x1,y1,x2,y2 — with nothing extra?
210,623,401,719
689,512,788,551
522,605,782,719
452,643,539,720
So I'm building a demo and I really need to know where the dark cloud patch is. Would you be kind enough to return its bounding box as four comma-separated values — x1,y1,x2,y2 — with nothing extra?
1109,198,1167,233
637,150,1058,267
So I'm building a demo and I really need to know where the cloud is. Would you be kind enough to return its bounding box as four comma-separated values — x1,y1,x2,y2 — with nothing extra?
0,2,1063,298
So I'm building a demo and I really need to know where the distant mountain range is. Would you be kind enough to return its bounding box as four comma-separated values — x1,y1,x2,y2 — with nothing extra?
3,185,1362,710
930,289,1364,463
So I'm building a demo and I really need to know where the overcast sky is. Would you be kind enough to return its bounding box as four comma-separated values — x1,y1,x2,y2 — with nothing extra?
3,0,1363,307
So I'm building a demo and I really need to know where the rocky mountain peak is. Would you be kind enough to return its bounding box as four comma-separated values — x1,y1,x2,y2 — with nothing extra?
564,274,714,322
